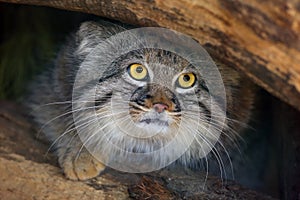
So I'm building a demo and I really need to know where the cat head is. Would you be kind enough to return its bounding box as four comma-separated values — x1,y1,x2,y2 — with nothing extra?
71,21,227,172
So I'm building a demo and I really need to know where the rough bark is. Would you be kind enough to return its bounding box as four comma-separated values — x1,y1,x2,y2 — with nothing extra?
0,0,300,112
0,101,276,199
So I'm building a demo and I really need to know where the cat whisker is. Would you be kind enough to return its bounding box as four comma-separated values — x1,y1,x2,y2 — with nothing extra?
184,115,242,159
194,130,227,183
182,117,233,183
46,116,101,156
38,104,114,135
129,102,150,112
50,108,128,158
45,108,115,151
196,123,234,182
183,108,250,131
183,113,242,144
175,121,210,189
32,99,113,111
167,111,182,116
75,117,122,162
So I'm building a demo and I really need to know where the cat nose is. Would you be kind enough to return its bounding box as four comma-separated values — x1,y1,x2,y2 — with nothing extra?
153,103,169,113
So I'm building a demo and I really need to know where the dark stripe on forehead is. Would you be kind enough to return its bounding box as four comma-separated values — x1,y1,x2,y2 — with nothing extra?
146,49,190,69
114,48,190,69
98,71,120,83
113,49,144,62
194,79,209,93
98,61,124,83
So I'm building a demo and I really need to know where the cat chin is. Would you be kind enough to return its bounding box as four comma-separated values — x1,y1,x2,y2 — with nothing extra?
136,121,170,134
132,109,175,134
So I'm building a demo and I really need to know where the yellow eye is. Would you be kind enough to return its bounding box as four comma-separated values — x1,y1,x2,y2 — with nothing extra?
128,63,148,80
177,73,196,88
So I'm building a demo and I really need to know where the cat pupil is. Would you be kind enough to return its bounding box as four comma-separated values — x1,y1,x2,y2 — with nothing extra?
183,74,190,82
136,66,143,73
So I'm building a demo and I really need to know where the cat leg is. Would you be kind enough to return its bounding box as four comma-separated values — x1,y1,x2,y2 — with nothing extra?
57,141,106,180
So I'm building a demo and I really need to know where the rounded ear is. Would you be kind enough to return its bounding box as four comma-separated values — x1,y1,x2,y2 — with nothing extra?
77,21,106,41
75,21,125,56
77,21,126,42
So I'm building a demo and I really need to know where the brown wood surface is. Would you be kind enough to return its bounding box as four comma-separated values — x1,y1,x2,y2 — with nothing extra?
1,0,300,112
0,101,276,199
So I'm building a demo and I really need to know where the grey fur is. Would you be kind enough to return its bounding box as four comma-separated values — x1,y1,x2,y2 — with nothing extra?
26,21,254,180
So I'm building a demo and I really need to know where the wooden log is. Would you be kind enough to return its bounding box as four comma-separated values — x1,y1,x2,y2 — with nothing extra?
0,101,276,199
1,0,300,111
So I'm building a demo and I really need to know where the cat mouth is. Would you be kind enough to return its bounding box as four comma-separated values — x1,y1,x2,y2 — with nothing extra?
129,101,181,129
139,118,169,126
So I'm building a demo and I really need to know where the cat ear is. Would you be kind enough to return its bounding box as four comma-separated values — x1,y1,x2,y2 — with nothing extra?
77,21,107,41
76,21,105,55
75,21,124,56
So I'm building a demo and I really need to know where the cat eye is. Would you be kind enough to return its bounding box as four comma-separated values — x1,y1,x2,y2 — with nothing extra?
128,63,148,81
177,73,196,88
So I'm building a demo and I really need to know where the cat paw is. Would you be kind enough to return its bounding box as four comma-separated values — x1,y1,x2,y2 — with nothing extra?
61,151,106,180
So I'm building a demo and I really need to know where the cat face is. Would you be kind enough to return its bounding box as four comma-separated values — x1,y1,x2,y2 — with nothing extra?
92,49,210,137
71,24,228,172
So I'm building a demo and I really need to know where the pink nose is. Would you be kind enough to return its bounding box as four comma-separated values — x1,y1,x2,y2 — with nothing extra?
153,103,169,113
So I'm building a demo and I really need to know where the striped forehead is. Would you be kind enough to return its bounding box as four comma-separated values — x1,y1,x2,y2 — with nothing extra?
143,49,190,86
144,49,189,70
